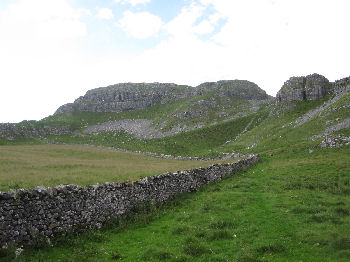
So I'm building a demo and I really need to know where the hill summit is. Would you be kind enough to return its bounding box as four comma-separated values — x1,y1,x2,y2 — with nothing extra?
55,80,272,114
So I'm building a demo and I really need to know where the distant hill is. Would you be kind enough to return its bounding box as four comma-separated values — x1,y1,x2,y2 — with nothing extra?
55,80,272,114
0,74,349,157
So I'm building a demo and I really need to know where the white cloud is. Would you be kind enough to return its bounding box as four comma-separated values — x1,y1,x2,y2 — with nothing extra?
96,8,114,20
107,0,350,96
199,0,350,93
165,3,205,37
115,0,150,6
117,11,163,39
1,0,350,123
0,0,87,40
193,20,215,35
0,0,92,123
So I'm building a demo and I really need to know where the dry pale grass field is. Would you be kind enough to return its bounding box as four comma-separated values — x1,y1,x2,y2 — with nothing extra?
0,144,236,192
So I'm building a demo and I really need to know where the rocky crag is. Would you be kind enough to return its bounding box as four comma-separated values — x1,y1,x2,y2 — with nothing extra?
276,73,331,102
55,83,195,114
55,80,272,115
1,75,348,142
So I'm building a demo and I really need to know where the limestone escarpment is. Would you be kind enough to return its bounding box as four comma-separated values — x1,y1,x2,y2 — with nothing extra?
334,76,350,87
277,73,331,102
334,76,350,94
55,80,271,115
197,80,272,101
55,83,195,114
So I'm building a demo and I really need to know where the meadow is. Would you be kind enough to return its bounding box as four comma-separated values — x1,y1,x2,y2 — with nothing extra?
5,146,349,262
0,89,349,261
0,144,234,192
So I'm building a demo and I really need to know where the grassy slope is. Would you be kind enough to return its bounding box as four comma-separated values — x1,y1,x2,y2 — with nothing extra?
1,91,350,261
25,92,252,133
0,144,235,192
48,113,256,158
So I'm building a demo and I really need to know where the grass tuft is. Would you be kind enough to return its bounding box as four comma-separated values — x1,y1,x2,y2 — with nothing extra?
209,220,235,229
171,225,191,235
111,249,122,260
182,242,211,257
142,248,172,260
332,237,350,250
207,230,232,241
257,243,286,254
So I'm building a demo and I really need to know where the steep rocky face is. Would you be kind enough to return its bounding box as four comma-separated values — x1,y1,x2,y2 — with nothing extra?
334,76,350,87
197,80,271,100
305,74,330,100
277,73,330,102
55,80,271,114
334,76,350,94
55,83,195,114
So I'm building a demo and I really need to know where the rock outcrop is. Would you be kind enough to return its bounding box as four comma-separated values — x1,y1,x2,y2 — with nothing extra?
55,80,271,114
55,83,196,114
334,76,350,94
197,80,272,100
277,73,331,102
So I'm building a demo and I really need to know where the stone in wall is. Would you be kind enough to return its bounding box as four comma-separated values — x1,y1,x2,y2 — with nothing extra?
277,73,330,102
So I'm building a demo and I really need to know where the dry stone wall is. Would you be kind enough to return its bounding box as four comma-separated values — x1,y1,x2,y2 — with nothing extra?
0,123,71,141
0,155,259,247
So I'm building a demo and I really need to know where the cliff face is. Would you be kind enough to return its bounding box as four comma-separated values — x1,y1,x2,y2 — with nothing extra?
276,73,330,102
55,83,195,114
55,80,271,114
197,80,272,100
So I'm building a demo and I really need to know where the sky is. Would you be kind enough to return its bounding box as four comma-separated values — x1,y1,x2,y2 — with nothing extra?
0,0,349,123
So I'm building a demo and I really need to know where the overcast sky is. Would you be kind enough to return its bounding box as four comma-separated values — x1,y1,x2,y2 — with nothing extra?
0,0,349,123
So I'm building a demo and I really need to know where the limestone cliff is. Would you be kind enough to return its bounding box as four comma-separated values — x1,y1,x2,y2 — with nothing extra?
197,80,271,100
55,80,271,114
277,73,331,102
55,83,195,114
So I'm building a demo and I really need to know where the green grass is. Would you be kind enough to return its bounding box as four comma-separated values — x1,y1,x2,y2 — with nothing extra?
0,144,236,192
9,147,349,262
218,96,336,155
0,137,45,146
1,90,349,261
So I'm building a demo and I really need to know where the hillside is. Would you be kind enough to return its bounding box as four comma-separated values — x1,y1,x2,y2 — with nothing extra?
0,74,349,261
0,79,272,143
